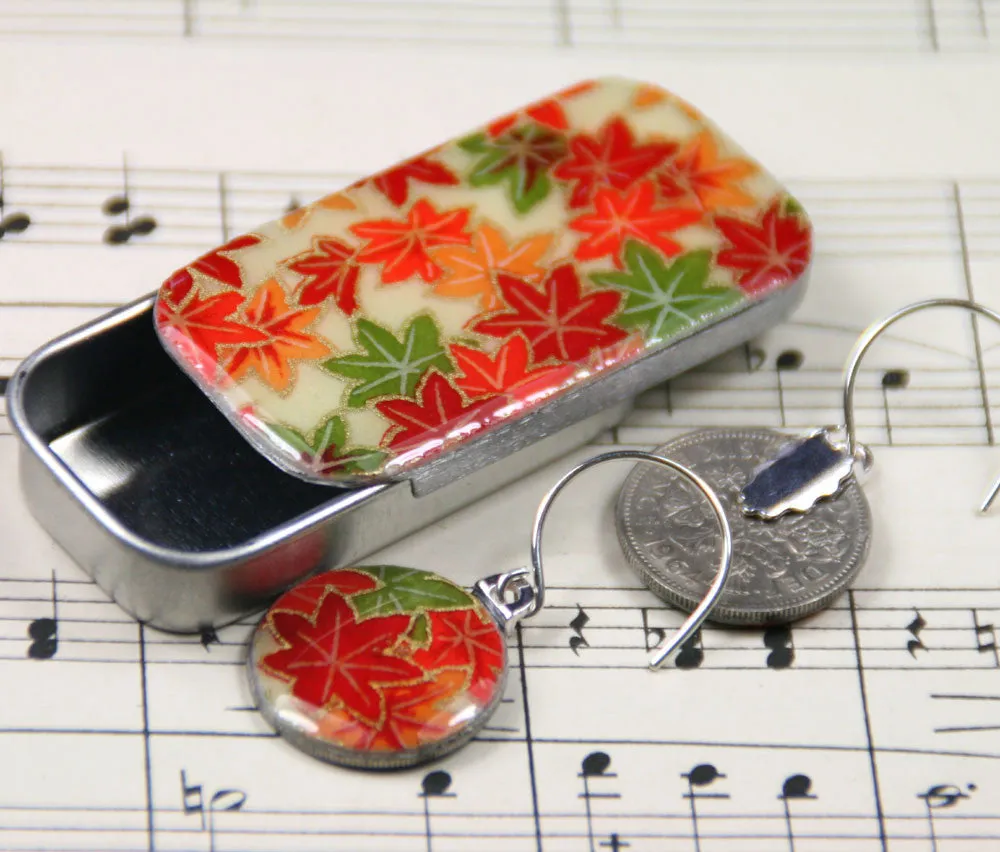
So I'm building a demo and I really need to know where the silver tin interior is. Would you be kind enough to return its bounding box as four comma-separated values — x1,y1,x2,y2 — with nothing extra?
7,273,806,633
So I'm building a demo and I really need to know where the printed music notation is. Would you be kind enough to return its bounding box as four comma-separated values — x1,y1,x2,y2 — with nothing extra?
3,157,1000,457
3,158,1000,257
0,0,998,53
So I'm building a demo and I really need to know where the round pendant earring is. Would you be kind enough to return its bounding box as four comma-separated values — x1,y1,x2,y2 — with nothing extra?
247,449,733,770
616,298,1000,626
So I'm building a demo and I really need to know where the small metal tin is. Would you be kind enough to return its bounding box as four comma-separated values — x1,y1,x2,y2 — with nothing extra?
7,77,810,632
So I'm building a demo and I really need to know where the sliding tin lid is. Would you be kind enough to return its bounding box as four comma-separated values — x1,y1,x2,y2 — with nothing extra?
153,76,812,487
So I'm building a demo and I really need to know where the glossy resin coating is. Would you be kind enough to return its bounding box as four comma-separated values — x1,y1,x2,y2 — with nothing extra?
248,567,506,769
155,76,812,484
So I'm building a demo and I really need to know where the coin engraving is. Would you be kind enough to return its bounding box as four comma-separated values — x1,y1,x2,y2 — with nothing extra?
616,428,872,625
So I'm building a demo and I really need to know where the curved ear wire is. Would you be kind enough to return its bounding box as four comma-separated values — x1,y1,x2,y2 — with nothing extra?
840,298,1000,513
527,449,733,670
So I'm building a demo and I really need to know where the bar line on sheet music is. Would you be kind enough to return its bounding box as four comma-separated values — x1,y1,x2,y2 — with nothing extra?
848,591,888,852
953,181,994,446
139,623,155,852
218,172,231,242
182,0,194,37
516,623,544,852
975,0,989,39
924,0,939,51
554,0,571,47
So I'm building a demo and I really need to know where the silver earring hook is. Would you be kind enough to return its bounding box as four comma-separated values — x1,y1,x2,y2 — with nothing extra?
528,449,733,670
841,298,1000,513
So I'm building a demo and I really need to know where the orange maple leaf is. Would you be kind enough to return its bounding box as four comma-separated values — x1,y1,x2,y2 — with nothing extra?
430,223,552,310
221,278,332,391
657,132,756,211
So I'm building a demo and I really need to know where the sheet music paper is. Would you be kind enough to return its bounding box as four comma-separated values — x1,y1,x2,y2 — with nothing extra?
2,4,1000,850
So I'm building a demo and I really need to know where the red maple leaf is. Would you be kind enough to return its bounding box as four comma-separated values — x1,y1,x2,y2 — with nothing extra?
412,608,505,688
487,80,595,137
286,237,361,314
470,265,626,362
156,284,267,383
190,235,262,289
261,591,422,724
372,155,459,206
351,199,471,284
553,117,675,209
715,200,812,295
376,371,480,451
570,181,702,265
450,336,558,399
275,569,378,617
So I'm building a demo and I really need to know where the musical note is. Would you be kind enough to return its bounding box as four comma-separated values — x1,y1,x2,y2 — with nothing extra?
764,625,795,669
918,782,975,852
579,752,620,852
570,605,590,655
640,607,666,654
681,763,728,852
775,349,803,427
0,153,31,239
102,156,157,244
674,630,704,669
600,835,629,850
27,570,58,660
972,610,999,667
881,369,909,445
419,770,455,852
907,611,927,657
200,627,220,651
778,774,816,852
180,770,247,852
744,342,766,372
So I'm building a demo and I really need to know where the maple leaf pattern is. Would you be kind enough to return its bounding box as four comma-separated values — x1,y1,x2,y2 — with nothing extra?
274,569,379,617
266,415,387,478
376,371,480,451
412,608,505,689
486,81,595,137
156,281,268,385
430,224,552,310
553,117,675,209
471,265,626,362
371,155,459,206
450,336,558,399
323,315,453,407
190,234,263,289
715,198,812,295
656,132,756,211
350,565,476,619
280,193,356,230
569,181,702,265
286,237,361,314
221,279,332,391
592,242,744,342
262,591,422,724
460,124,567,213
351,200,471,284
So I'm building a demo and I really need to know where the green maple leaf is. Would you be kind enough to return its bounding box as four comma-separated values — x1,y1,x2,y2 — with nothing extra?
592,242,745,343
350,566,475,619
459,124,566,214
323,315,453,407
267,415,387,476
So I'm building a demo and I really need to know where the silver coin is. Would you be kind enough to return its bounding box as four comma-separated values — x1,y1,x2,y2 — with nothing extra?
616,428,872,625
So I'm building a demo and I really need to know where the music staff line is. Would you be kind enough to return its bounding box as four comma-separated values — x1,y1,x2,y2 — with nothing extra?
3,579,999,672
0,0,997,53
5,159,1000,255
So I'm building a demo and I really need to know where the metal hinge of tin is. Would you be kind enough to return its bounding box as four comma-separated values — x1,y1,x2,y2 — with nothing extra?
7,76,812,632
